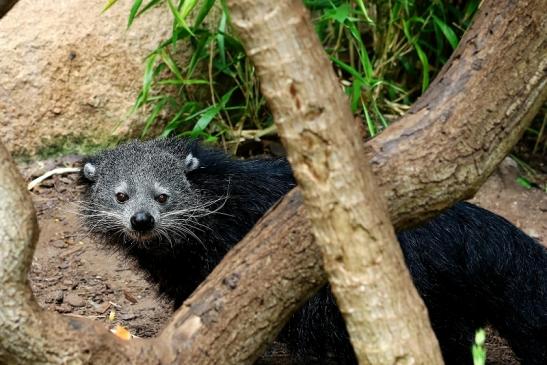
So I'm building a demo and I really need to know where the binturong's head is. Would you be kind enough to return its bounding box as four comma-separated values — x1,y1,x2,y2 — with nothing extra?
79,139,205,246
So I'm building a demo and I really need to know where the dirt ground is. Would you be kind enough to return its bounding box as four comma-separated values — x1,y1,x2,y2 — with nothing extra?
19,155,546,365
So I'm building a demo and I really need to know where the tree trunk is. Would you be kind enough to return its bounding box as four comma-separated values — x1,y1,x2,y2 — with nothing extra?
0,0,545,364
226,0,443,363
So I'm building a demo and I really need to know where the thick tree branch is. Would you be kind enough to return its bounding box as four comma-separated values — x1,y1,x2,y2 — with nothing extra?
367,0,547,227
225,0,443,363
0,143,157,364
0,0,545,364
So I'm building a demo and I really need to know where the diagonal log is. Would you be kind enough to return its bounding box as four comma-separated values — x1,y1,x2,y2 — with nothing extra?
366,0,547,227
0,0,545,364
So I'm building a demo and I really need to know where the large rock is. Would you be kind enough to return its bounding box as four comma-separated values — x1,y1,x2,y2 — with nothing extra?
0,0,176,157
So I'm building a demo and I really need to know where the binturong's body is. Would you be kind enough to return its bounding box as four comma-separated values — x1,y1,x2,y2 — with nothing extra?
81,138,294,305
81,138,547,365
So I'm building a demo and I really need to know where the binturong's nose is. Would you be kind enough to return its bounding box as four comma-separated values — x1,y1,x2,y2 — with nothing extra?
130,211,155,232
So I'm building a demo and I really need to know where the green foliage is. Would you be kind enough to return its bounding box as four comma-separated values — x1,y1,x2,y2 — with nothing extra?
111,0,479,143
511,154,547,192
516,176,533,190
472,328,487,365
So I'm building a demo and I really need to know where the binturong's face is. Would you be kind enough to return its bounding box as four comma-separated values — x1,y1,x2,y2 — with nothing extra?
80,141,202,246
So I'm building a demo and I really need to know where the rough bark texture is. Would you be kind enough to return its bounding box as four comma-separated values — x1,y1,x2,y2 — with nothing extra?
0,141,157,364
158,193,323,364
367,0,547,228
1,0,546,364
226,0,443,363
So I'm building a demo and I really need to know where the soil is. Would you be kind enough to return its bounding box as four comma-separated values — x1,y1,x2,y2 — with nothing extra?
19,155,546,365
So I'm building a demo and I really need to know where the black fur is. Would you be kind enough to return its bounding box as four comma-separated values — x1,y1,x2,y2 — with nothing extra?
81,138,547,364
284,204,547,364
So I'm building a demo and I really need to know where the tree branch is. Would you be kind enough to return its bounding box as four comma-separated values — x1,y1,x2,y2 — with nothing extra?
225,0,443,362
367,0,547,227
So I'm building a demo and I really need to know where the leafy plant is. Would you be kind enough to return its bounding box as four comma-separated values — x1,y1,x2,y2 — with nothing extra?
107,0,479,146
309,0,478,136
472,328,487,365
511,154,547,192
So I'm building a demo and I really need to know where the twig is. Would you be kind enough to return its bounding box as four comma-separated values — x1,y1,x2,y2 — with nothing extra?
27,167,81,191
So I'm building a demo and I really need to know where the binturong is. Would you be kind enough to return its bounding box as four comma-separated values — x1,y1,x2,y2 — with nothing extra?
81,137,547,365
80,138,295,306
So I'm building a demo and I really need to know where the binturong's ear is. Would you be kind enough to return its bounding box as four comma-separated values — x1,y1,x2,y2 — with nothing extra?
83,162,97,182
184,153,200,172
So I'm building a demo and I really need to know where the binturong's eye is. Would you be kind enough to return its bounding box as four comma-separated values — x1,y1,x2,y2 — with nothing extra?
115,192,129,203
156,194,169,204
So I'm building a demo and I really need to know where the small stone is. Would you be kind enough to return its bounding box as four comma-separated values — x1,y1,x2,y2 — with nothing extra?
93,301,111,314
41,179,54,188
123,290,138,304
55,304,72,313
65,293,85,307
53,290,64,304
525,229,540,240
51,240,68,248
267,141,286,157
120,313,137,321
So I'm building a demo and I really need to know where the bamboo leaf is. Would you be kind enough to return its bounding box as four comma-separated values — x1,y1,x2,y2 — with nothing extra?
432,15,458,49
160,48,184,81
137,0,163,17
102,0,119,14
166,0,194,36
190,87,236,137
128,0,144,28
194,0,216,28
362,102,376,137
141,98,168,137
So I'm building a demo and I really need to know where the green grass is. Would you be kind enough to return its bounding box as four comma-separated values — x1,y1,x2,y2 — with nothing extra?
472,328,487,365
104,0,479,148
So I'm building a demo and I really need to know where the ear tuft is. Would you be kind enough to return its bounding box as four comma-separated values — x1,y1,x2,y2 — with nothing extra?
83,162,97,181
184,153,199,171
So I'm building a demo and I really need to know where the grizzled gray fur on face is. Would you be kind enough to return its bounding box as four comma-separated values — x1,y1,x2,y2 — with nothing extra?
80,137,295,307
82,140,202,243
80,137,547,365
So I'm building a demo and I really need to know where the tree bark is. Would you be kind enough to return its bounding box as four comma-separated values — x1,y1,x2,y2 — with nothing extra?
0,142,157,364
367,0,547,228
0,0,545,364
226,0,443,363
